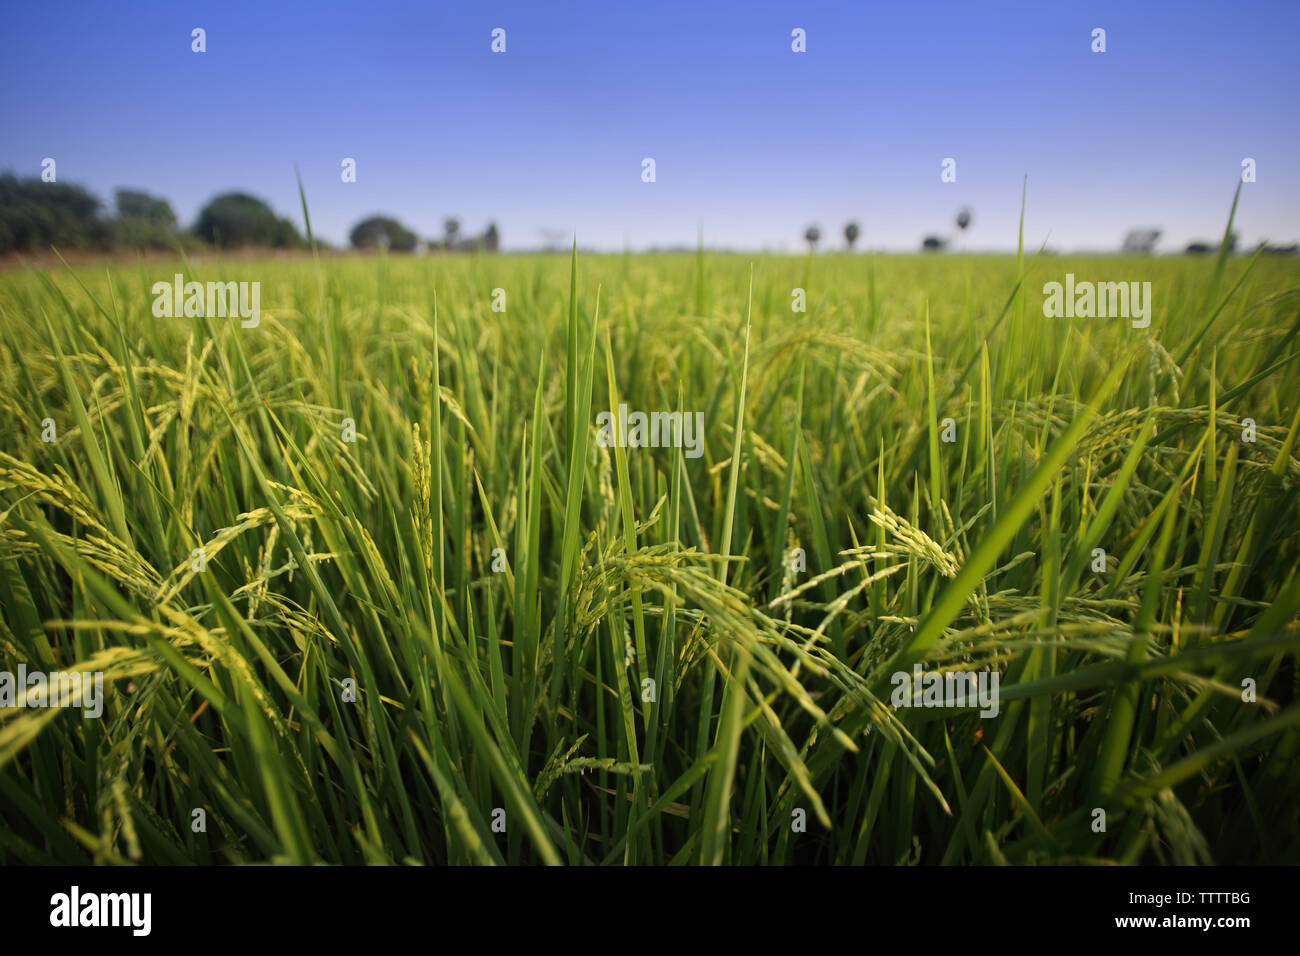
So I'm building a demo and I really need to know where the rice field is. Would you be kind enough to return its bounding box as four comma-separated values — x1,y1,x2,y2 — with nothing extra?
2,199,1299,865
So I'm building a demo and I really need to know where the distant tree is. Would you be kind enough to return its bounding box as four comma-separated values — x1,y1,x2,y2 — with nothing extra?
921,235,948,252
1255,241,1299,256
955,207,972,232
483,222,500,253
116,189,176,227
537,228,566,252
113,188,178,249
1121,228,1161,255
804,224,821,251
1186,233,1237,255
443,217,461,249
193,192,301,248
349,215,418,252
0,174,111,253
844,221,860,251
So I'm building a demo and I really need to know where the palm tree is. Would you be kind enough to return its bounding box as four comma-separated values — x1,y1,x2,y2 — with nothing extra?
844,221,860,251
804,225,821,252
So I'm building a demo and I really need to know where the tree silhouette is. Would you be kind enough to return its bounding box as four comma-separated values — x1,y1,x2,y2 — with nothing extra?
1121,229,1162,254
804,224,821,251
193,192,301,249
443,217,461,250
115,189,176,229
844,221,860,251
113,189,179,250
0,174,111,253
350,215,418,252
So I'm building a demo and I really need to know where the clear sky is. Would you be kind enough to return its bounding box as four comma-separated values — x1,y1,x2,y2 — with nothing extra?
2,0,1296,252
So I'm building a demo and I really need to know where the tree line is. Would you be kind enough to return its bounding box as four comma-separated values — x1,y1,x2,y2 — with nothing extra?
0,174,498,255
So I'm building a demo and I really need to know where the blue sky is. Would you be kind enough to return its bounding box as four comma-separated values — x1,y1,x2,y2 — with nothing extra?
2,0,1296,252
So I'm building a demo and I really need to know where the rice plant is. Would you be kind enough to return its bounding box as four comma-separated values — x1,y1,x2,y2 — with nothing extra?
1,195,1297,865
